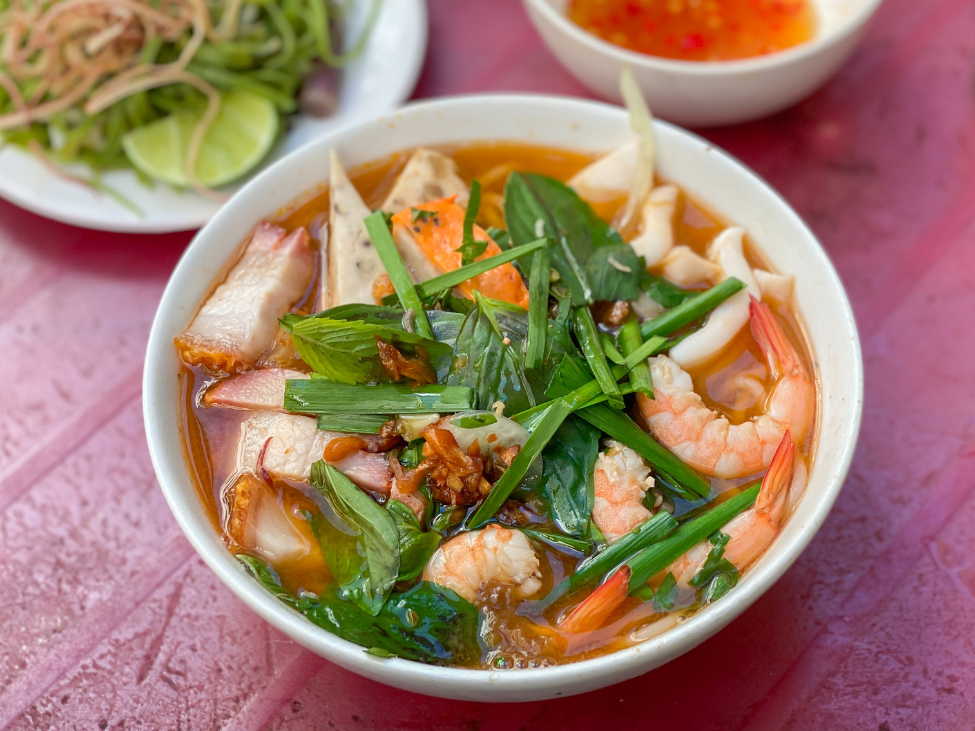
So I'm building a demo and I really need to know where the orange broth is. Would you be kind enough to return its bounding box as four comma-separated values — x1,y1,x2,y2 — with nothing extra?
178,142,816,668
568,0,817,62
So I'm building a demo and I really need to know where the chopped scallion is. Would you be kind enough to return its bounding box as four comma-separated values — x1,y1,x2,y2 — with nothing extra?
316,413,389,434
525,244,551,370
285,381,473,414
573,307,624,409
619,320,656,398
415,237,547,300
640,277,745,340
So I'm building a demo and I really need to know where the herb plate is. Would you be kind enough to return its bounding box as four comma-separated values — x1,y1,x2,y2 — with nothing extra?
0,0,427,233
144,95,863,701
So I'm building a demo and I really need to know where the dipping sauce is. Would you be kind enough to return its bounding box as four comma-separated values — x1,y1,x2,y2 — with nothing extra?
568,0,817,62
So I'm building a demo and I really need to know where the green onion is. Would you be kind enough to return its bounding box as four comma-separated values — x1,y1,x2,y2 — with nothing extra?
624,483,759,592
521,529,591,554
416,237,547,299
316,413,389,434
468,398,574,528
573,307,624,409
525,244,551,370
599,333,626,364
456,180,489,265
619,319,655,398
364,211,435,340
622,334,667,370
550,511,678,600
640,278,745,340
285,381,473,414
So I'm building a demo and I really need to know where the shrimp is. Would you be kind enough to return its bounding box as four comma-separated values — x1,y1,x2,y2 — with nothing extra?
637,297,814,479
593,441,655,543
560,432,795,634
423,524,542,603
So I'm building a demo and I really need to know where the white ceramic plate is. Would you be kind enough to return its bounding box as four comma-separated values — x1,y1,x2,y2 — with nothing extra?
0,0,427,233
145,95,863,701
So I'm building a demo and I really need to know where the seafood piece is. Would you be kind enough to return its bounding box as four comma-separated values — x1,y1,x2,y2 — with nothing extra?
235,412,392,492
638,298,814,479
667,434,794,587
391,198,530,308
328,150,387,306
380,148,469,212
593,442,654,543
423,524,542,603
226,473,314,563
629,185,679,266
659,245,721,287
668,227,761,368
567,139,639,203
176,223,313,372
204,368,308,412
754,269,795,303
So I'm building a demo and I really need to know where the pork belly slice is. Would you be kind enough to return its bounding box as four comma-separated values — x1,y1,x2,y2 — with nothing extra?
379,147,469,213
227,472,313,563
204,368,309,412
236,411,392,493
177,223,314,372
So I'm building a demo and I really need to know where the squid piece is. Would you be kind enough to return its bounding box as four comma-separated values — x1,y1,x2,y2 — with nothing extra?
567,140,639,204
204,368,309,412
176,223,313,372
227,472,314,564
328,150,388,306
629,184,679,266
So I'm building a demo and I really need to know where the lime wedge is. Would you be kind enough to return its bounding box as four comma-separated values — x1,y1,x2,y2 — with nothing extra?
122,90,279,188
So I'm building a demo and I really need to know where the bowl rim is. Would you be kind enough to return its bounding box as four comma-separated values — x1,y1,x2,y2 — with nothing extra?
144,93,863,700
523,0,885,75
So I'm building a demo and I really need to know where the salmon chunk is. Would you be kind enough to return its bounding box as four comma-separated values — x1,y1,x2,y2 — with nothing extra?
176,223,313,372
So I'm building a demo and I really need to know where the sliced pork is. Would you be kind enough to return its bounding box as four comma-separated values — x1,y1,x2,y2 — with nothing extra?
177,223,313,372
204,368,309,412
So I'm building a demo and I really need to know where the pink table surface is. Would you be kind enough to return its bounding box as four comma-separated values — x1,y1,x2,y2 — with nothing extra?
1,0,974,728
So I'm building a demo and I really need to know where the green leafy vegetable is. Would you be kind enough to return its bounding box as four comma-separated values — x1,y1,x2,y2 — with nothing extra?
572,306,624,409
415,238,547,300
282,316,452,384
689,530,740,603
398,439,426,469
639,270,697,308
452,413,498,428
238,556,480,665
431,506,466,535
364,211,435,339
652,572,678,611
456,180,489,265
504,172,640,303
521,529,591,554
537,416,600,539
316,413,388,434
618,318,654,399
285,382,474,415
640,278,745,340
525,244,551,371
309,462,400,615
290,305,464,349
387,500,442,583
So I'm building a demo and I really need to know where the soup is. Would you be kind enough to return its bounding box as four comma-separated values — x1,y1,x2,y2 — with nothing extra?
176,139,816,668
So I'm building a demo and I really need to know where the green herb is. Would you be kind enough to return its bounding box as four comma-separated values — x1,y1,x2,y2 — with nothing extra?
537,416,600,539
573,306,624,409
525,244,552,371
622,334,668,370
398,439,426,469
310,462,400,615
689,530,740,603
294,305,464,349
415,237,547,299
239,556,479,665
316,413,388,434
618,318,654,399
456,180,489,265
285,382,474,414
624,484,759,593
447,293,571,413
431,506,466,535
639,270,697,308
521,528,591,554
387,500,442,583
599,333,626,365
282,316,452,384
652,572,678,611
468,397,575,528
364,211,435,340
485,226,511,249
640,278,745,340
504,172,641,303
452,413,498,428
411,208,437,223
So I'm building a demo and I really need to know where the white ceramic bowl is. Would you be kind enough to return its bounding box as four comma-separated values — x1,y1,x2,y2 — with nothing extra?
524,0,884,127
144,95,863,702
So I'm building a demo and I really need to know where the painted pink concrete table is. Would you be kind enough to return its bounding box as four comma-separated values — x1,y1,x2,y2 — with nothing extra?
2,0,974,728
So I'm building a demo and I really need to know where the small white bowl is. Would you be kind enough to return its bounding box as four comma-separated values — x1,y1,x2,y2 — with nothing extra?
523,0,884,127
144,95,863,701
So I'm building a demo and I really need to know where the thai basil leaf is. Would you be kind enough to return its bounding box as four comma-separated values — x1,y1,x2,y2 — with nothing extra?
447,293,572,413
239,556,479,665
537,415,600,539
387,499,442,583
585,244,642,302
639,270,698,309
689,530,739,604
310,462,400,615
503,172,640,303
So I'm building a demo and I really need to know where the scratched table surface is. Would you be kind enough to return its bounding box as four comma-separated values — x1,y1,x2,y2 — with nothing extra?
2,0,974,728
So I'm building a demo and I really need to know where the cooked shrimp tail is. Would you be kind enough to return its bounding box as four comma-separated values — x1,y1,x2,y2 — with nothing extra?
749,295,795,382
559,566,631,634
756,429,794,524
